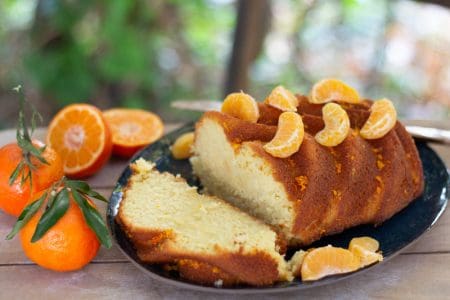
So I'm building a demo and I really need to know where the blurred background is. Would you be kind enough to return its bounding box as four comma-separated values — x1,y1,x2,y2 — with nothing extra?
0,0,449,129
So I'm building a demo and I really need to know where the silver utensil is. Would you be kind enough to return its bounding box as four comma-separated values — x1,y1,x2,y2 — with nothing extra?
171,100,450,145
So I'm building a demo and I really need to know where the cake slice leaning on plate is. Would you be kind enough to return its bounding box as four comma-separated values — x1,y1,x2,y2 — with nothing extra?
116,159,293,286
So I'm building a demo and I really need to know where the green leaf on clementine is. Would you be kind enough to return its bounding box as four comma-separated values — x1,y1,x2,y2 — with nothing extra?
6,192,47,240
72,189,112,248
31,189,70,242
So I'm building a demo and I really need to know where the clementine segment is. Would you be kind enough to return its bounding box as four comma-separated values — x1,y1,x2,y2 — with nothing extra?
47,104,113,178
315,103,350,147
0,142,63,217
310,78,360,104
349,236,380,252
349,237,383,267
103,108,164,158
360,98,397,140
263,112,304,158
20,191,100,272
221,92,260,123
264,85,298,112
301,245,360,281
172,132,195,159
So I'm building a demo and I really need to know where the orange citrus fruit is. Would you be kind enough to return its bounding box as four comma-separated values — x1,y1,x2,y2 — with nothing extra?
264,85,298,112
47,104,113,178
360,98,397,140
315,103,350,147
310,79,360,104
20,191,100,272
263,112,304,158
221,92,260,123
171,132,195,159
349,237,383,267
103,108,164,158
301,245,360,281
0,141,64,217
349,236,379,252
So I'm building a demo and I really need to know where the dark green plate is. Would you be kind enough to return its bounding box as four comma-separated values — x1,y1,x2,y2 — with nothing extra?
107,123,449,294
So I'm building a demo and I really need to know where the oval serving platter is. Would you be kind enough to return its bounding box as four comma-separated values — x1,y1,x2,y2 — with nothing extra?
107,123,449,294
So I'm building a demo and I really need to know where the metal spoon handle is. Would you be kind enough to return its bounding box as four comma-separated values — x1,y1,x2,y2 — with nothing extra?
405,126,450,145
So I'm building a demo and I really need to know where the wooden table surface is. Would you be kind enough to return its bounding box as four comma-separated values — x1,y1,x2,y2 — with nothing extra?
0,123,449,300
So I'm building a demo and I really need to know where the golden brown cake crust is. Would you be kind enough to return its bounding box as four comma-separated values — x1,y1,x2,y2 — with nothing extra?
135,242,281,286
175,259,241,287
197,96,424,245
118,217,281,286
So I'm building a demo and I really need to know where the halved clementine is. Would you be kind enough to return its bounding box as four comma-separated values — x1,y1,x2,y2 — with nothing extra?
263,112,304,158
301,245,360,281
171,132,195,160
315,103,350,147
349,237,383,267
221,92,260,123
264,85,298,112
310,78,360,104
47,104,113,178
360,98,397,140
103,108,164,158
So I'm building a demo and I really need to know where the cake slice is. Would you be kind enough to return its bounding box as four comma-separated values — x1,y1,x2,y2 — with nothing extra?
117,159,292,286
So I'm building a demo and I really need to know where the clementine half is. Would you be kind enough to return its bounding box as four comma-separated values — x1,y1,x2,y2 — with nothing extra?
103,108,164,158
47,104,113,178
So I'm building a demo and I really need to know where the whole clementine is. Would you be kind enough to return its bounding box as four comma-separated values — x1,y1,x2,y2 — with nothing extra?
0,141,64,217
20,191,100,272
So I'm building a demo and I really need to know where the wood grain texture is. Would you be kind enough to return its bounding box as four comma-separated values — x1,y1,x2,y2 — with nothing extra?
0,254,449,299
0,121,448,299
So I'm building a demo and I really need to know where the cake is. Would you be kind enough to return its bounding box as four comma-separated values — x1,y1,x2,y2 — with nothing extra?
116,159,293,286
191,95,424,246
117,81,424,286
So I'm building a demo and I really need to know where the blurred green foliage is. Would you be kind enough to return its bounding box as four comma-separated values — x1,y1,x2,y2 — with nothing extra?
0,0,448,129
1,0,235,121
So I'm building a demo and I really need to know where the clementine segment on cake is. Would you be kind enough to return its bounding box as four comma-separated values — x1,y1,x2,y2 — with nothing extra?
263,112,304,158
264,85,298,112
103,108,164,158
172,132,195,159
360,98,397,140
315,103,350,147
221,92,260,123
47,104,113,178
301,245,360,281
310,78,360,104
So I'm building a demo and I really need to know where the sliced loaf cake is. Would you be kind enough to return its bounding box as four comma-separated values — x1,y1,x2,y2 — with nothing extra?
117,159,293,286
190,98,423,246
